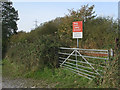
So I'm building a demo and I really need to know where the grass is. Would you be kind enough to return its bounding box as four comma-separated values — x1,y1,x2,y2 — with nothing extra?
23,67,97,88
2,59,99,88
2,59,26,78
2,57,119,88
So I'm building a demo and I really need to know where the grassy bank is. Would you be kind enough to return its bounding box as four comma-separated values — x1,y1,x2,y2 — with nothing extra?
2,54,119,88
3,59,99,88
2,59,25,78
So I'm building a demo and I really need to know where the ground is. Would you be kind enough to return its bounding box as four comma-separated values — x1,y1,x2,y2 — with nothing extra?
2,77,56,88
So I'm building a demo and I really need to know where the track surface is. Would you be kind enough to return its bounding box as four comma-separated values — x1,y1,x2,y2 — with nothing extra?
2,77,56,88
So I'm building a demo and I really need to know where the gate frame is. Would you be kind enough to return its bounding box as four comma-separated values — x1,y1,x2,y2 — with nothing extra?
59,47,113,80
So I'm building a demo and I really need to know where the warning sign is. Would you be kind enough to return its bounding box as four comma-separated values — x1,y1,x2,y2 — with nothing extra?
73,21,83,38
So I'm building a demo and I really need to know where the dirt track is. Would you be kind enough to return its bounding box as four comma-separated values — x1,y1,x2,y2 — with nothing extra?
2,77,56,88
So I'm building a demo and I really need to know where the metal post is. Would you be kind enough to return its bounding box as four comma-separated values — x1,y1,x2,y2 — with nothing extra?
77,38,79,48
76,38,79,69
75,50,78,68
108,50,110,60
110,48,113,57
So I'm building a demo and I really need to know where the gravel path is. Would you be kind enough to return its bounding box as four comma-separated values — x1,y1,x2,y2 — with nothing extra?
2,77,56,88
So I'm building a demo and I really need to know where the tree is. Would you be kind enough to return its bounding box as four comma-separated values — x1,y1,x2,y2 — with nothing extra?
2,1,19,37
67,4,96,22
58,4,96,47
2,1,19,57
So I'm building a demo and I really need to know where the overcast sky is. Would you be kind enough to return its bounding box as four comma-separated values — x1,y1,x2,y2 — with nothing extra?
12,2,118,32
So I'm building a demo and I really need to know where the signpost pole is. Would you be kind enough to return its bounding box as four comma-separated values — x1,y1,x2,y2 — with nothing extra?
76,38,79,68
77,38,79,48
75,50,78,68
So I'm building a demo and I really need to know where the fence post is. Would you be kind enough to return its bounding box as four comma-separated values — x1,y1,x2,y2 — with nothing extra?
110,48,113,57
108,50,110,60
58,47,60,68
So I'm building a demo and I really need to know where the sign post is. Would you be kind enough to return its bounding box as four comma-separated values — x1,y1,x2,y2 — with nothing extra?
73,21,83,48
77,38,79,48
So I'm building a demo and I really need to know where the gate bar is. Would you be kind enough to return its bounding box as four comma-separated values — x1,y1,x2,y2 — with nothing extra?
60,47,108,52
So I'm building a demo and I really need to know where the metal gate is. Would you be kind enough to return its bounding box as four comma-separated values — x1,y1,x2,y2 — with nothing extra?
59,47,113,80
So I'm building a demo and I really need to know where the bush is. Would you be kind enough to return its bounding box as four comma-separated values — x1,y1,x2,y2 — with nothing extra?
5,21,60,72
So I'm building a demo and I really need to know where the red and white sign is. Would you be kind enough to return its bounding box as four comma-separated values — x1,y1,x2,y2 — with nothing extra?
73,21,83,38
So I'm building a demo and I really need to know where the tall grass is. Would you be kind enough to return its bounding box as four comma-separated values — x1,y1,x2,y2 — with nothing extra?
99,54,119,88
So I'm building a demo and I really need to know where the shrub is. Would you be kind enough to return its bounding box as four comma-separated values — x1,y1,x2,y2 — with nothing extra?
5,21,60,72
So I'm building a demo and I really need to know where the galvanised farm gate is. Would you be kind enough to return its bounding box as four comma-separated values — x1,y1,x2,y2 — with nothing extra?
58,21,113,80
58,47,113,80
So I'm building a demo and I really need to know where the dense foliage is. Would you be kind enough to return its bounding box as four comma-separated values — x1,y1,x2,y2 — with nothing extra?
6,21,60,71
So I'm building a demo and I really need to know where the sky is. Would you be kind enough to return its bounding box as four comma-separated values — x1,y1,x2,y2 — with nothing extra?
12,2,118,32
118,1,120,19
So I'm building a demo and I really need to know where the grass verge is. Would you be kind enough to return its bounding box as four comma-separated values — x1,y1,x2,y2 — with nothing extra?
24,67,98,88
2,59,98,88
3,58,119,88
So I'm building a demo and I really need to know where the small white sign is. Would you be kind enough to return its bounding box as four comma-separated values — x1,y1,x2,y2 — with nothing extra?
73,32,83,38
